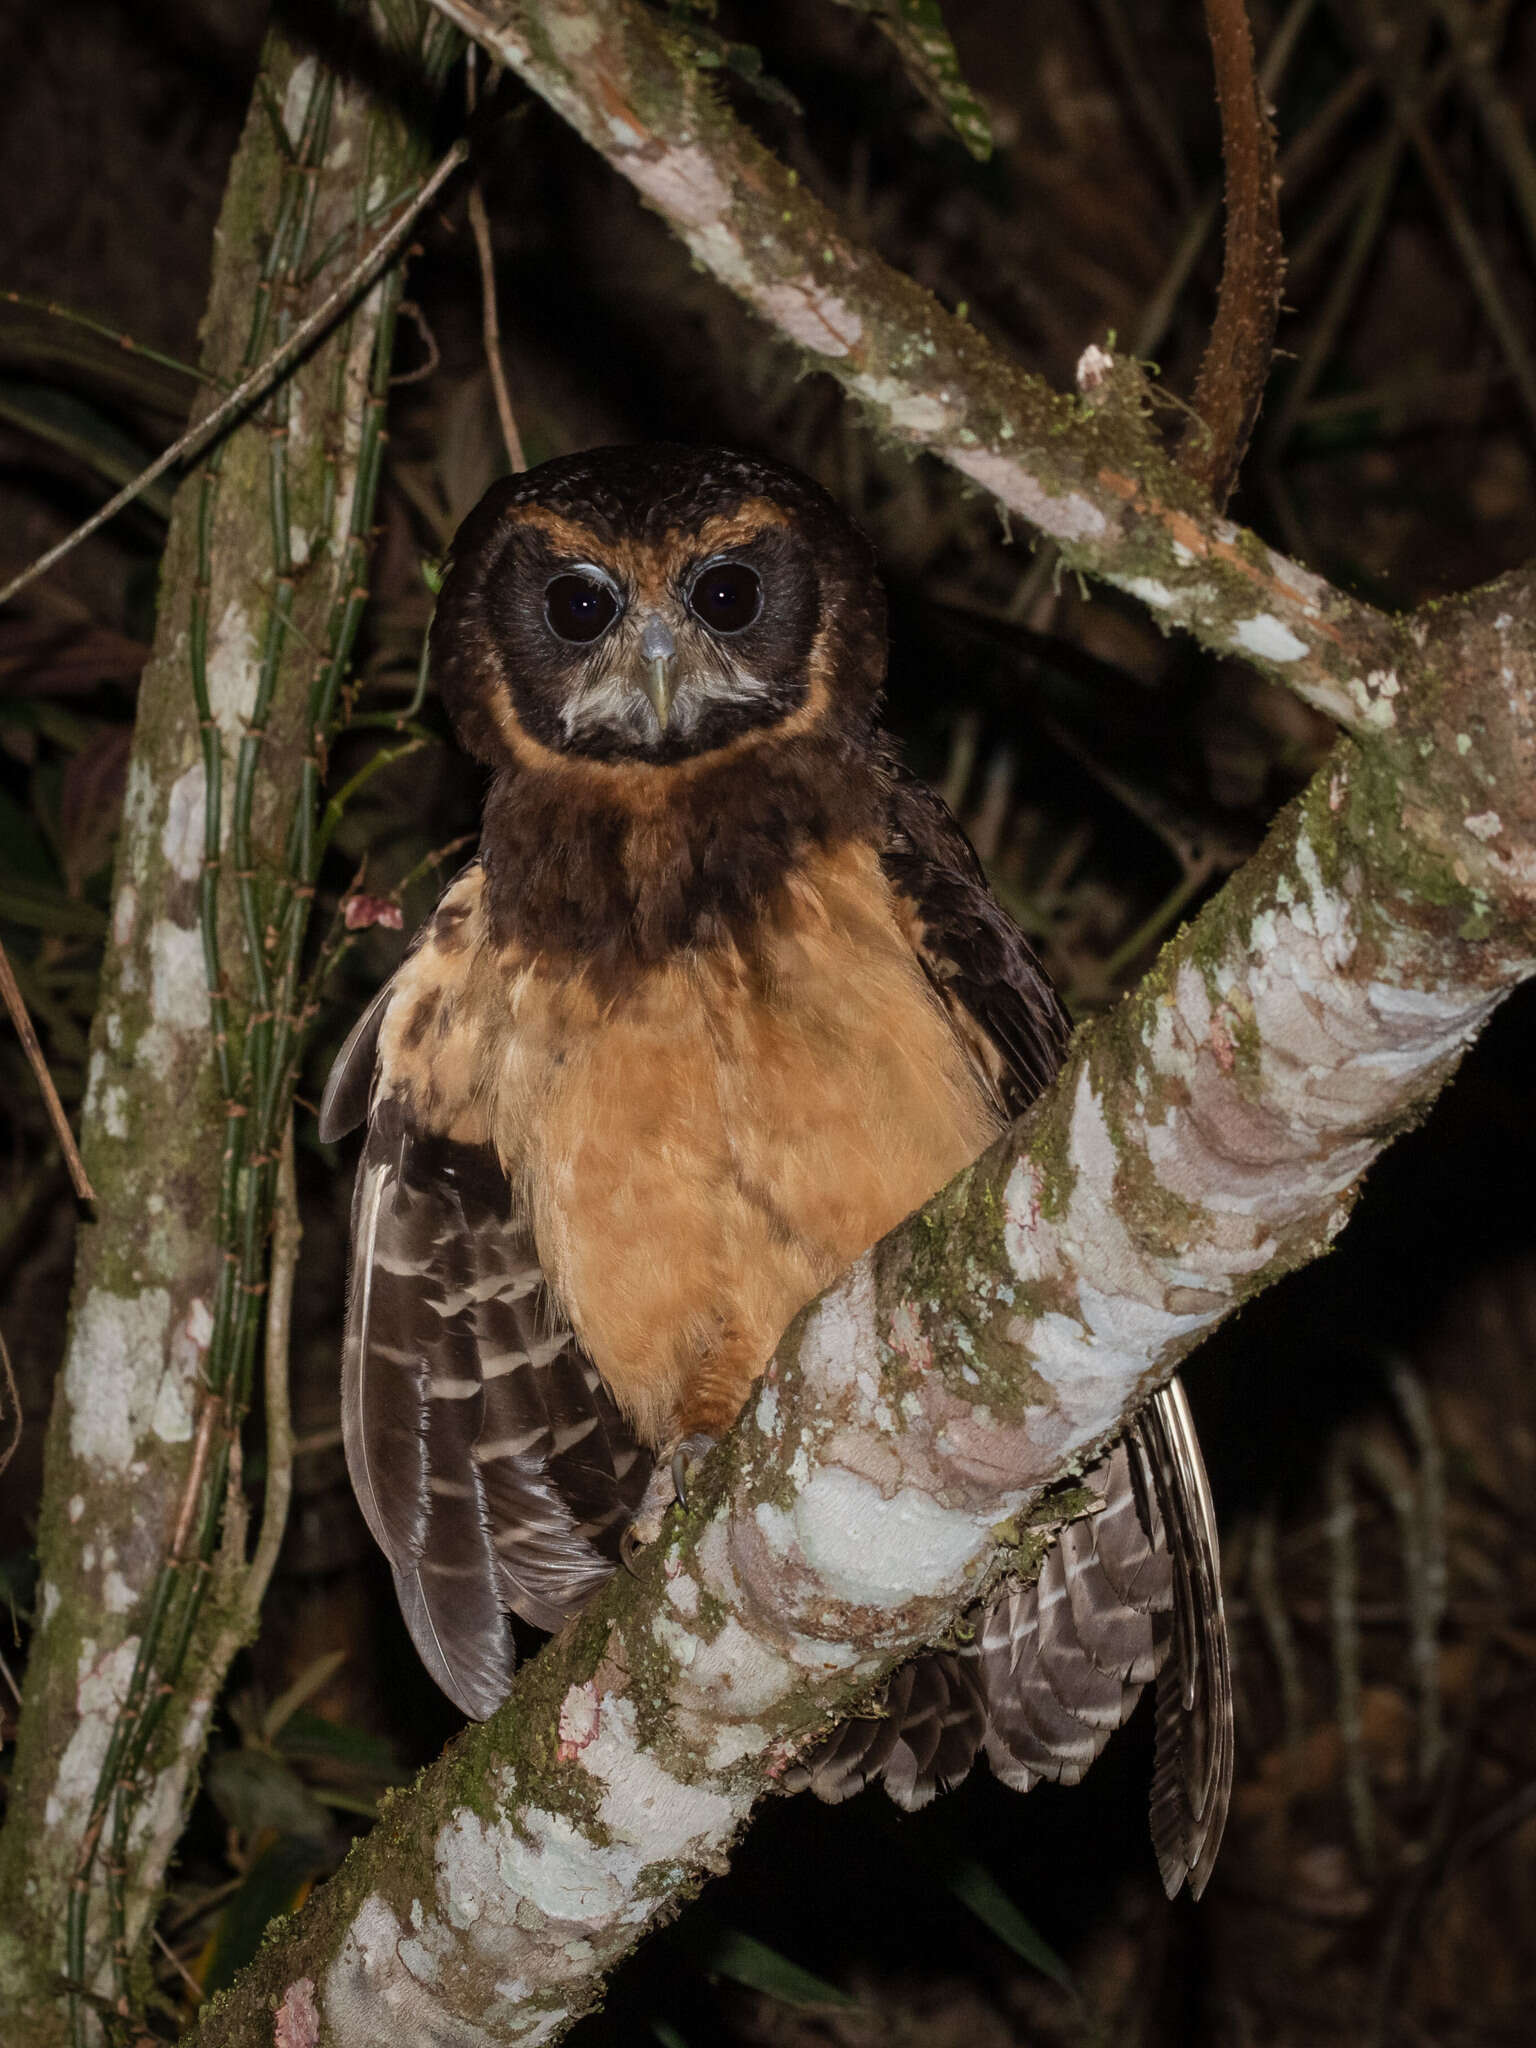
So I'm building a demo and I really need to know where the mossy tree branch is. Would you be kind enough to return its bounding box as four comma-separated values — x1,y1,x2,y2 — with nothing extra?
424,0,1405,732
187,564,1536,2041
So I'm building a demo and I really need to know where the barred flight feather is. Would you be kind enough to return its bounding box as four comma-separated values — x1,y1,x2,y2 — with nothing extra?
328,961,653,1718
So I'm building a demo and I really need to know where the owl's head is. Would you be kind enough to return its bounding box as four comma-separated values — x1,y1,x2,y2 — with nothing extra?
430,445,886,772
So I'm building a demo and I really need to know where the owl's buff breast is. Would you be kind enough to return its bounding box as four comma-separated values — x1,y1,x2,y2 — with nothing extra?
382,847,1001,1446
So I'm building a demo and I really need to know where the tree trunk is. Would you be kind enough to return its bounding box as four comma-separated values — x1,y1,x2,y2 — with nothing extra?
0,9,452,2038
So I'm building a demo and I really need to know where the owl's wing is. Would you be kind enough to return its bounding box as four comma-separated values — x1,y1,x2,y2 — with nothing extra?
320,899,652,1721
794,767,1231,1896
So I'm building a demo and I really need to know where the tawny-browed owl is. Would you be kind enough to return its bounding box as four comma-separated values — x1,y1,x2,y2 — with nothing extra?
321,444,1232,1895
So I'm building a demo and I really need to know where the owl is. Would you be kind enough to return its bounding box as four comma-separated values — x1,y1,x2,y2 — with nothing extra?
321,444,1232,1895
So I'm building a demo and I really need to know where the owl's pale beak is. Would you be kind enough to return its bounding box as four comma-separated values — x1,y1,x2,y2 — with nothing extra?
637,616,677,730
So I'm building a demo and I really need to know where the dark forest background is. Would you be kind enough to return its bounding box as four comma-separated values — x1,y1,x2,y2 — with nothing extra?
2,2,1535,2040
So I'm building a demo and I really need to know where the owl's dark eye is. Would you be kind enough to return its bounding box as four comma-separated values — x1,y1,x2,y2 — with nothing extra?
545,574,619,644
688,562,762,634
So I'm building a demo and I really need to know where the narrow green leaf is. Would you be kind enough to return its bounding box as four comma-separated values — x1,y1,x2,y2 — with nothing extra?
0,877,107,938
205,1748,336,1847
0,291,205,414
832,0,993,160
0,379,175,518
942,1856,1075,1992
694,1922,858,2008
200,1834,330,1996
275,1707,408,1784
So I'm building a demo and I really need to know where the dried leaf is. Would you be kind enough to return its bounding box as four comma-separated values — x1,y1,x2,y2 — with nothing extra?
342,893,404,931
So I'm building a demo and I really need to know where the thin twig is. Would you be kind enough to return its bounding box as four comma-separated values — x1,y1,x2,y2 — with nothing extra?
1435,0,1536,271
1247,1504,1306,1748
1390,1359,1447,1783
169,1395,222,1565
1184,0,1286,503
1328,1436,1376,1874
0,1325,19,1483
151,1924,203,2004
0,137,469,610
1133,0,1331,364
467,182,525,472
1087,0,1195,210
0,933,94,1201
243,1115,300,1626
465,52,525,472
1383,69,1536,445
0,288,213,389
1026,0,1311,613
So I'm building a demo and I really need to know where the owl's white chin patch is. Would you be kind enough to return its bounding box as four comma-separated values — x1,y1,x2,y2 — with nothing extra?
560,666,770,746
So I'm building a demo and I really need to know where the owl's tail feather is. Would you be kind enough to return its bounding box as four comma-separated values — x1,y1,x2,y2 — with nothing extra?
1136,1378,1235,1900
786,1379,1233,1899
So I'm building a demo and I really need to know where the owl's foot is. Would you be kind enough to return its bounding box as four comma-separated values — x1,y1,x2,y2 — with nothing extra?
619,1432,719,1572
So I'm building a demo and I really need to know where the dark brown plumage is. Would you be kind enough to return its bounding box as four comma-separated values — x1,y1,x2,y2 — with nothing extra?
323,443,1232,1895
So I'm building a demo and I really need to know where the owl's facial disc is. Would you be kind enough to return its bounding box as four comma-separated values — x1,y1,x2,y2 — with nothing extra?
509,530,817,764
433,449,890,777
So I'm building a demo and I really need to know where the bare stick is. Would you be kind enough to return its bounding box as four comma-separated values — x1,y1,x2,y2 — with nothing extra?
243,1116,300,1623
464,53,526,473
0,138,469,610
0,1326,19,1484
467,181,526,473
0,934,94,1202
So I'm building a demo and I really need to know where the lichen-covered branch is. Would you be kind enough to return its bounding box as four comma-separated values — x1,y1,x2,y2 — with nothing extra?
187,576,1536,2044
0,14,450,2040
423,0,1398,733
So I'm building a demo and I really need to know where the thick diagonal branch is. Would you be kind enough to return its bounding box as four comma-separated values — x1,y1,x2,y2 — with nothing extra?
188,575,1536,2044
425,0,1391,732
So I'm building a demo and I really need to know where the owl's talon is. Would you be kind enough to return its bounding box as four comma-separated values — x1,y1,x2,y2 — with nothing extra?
671,1431,717,1509
622,1432,720,1564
